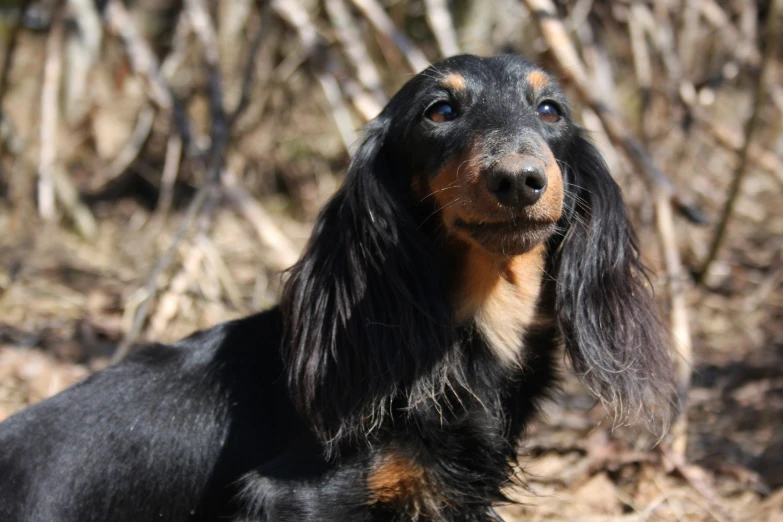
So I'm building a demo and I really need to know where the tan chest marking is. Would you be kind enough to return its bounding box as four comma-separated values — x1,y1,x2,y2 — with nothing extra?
367,451,433,512
456,244,547,366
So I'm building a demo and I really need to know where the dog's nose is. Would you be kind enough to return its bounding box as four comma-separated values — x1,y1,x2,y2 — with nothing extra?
485,156,548,209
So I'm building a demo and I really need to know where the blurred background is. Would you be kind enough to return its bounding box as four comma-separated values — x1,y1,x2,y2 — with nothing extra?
0,0,781,520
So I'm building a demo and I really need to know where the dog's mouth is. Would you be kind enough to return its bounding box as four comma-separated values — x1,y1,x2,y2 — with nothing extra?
454,218,557,255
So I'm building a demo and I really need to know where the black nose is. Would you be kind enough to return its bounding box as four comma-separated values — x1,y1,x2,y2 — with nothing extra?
485,156,548,209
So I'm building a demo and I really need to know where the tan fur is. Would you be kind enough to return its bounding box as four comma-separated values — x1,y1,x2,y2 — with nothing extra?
527,70,549,92
367,451,433,511
441,72,467,92
455,243,547,366
423,143,564,232
418,138,561,366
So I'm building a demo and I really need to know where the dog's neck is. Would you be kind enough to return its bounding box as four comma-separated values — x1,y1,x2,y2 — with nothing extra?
450,241,548,367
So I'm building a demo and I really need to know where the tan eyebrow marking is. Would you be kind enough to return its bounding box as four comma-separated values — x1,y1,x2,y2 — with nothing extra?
441,73,466,92
526,70,549,92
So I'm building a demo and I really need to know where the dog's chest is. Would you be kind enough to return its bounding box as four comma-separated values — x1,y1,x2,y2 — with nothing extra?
456,244,546,366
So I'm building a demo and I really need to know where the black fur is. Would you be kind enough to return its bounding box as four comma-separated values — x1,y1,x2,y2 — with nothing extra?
0,55,675,521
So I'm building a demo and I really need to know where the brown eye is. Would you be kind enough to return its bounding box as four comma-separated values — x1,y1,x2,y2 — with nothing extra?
537,102,561,123
426,102,457,123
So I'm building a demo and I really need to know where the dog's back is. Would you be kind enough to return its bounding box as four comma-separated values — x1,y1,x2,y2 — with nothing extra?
0,309,291,521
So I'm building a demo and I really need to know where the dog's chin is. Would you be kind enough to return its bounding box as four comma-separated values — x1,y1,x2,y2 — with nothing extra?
454,219,557,256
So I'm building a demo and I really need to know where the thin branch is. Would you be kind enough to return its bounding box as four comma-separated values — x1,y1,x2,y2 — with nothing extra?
100,104,156,184
222,169,299,271
0,0,32,116
186,0,228,182
229,6,269,126
272,0,358,150
348,0,430,72
103,0,173,111
324,0,386,102
154,132,184,221
654,190,692,458
38,2,65,221
102,0,194,150
423,0,461,58
113,184,211,362
696,0,781,284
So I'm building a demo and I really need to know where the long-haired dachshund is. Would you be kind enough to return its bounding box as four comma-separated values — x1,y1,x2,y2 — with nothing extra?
0,55,675,521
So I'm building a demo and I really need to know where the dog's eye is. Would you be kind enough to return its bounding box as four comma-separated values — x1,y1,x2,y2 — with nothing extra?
537,102,561,123
426,102,457,123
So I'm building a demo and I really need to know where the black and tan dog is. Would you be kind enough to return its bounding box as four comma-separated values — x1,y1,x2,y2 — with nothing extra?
0,55,676,522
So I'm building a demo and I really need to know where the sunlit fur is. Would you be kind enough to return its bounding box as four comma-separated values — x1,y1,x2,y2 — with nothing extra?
0,55,676,522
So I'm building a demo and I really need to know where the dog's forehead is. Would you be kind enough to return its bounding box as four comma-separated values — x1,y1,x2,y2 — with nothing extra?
427,55,554,97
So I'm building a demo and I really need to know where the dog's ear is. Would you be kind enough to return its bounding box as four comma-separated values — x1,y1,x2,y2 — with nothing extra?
281,116,452,452
553,131,677,432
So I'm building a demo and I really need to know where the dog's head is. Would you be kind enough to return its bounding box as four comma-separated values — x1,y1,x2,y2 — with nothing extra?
381,55,570,256
283,55,676,449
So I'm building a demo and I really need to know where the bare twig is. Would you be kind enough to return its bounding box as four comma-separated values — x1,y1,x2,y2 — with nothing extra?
64,0,103,125
222,169,299,271
51,166,98,239
348,0,430,72
196,234,247,312
114,184,211,362
103,0,173,112
186,0,228,182
148,242,206,341
324,0,386,102
699,117,783,187
100,104,156,184
424,0,461,58
654,190,692,458
699,0,761,67
154,132,184,221
229,6,269,126
272,0,358,150
697,0,782,284
628,3,652,138
0,0,32,115
38,2,65,221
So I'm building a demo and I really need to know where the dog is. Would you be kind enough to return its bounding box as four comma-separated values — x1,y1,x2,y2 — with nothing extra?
0,55,676,521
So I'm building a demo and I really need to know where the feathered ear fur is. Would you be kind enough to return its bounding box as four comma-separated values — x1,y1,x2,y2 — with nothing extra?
280,117,453,451
553,131,677,432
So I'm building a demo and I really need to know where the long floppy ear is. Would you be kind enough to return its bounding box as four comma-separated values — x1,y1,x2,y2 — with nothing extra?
280,116,452,451
553,131,677,432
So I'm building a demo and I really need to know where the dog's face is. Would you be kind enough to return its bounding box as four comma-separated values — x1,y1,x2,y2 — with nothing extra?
285,55,676,448
384,55,574,256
